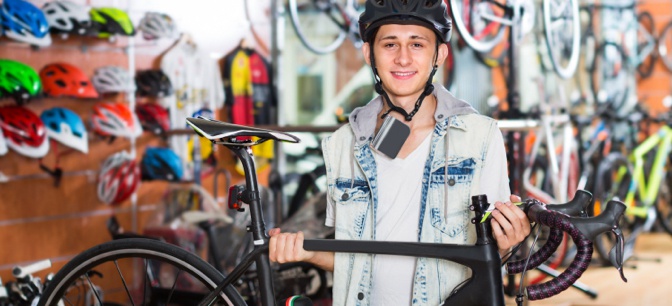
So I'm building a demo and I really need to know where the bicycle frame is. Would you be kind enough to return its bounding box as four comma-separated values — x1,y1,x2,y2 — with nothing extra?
179,117,627,306
523,114,577,204
621,125,672,218
205,145,505,306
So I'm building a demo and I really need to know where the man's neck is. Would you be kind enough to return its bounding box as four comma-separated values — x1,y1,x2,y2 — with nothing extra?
379,93,437,130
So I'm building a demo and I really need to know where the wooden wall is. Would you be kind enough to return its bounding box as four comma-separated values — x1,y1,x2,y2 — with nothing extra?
0,0,270,284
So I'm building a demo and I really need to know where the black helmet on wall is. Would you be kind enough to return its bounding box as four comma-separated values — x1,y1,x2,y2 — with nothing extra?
358,0,452,43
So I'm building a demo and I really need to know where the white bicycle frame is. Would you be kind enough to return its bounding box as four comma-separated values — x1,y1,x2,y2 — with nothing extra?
523,113,577,204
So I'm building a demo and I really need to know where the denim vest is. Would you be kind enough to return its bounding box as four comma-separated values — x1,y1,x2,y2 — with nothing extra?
322,85,500,306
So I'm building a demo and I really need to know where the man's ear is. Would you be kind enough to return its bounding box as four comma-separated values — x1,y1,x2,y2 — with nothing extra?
362,42,372,66
436,42,449,66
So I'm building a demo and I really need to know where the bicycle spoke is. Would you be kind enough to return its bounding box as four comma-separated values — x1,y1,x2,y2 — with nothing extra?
164,269,181,305
114,260,136,306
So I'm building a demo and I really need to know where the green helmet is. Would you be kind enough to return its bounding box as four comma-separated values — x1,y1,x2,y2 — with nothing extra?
0,59,42,103
90,7,136,38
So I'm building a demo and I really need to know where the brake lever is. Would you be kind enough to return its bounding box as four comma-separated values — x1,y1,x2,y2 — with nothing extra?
608,227,628,283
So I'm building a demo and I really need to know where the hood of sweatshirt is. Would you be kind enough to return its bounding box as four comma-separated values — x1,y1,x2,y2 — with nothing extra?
348,83,478,146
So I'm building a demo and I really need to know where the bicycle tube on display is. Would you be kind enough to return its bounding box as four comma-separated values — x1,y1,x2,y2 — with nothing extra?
38,238,246,306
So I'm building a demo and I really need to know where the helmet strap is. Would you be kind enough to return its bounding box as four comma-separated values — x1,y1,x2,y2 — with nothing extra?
370,43,439,122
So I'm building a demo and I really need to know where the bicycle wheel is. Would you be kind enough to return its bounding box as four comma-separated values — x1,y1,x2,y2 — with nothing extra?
449,0,509,52
590,42,630,110
635,11,657,79
38,238,246,306
591,152,639,264
287,0,361,54
656,164,672,235
543,0,581,79
659,20,672,72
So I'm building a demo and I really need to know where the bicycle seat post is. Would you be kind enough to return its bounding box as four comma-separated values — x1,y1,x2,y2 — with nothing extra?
228,143,278,306
228,144,268,245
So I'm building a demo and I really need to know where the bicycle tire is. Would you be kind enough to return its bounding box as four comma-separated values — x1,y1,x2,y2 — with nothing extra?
543,0,581,79
287,0,353,54
636,11,657,79
591,152,639,264
38,238,246,306
655,162,672,235
658,19,672,72
589,41,630,110
449,0,508,52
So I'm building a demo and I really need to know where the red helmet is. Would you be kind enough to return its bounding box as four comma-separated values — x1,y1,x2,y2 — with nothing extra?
135,102,170,134
0,106,49,158
39,62,98,98
97,151,140,205
91,102,142,138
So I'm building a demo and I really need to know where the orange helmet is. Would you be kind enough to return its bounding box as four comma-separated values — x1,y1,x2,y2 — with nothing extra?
40,62,98,98
91,102,142,138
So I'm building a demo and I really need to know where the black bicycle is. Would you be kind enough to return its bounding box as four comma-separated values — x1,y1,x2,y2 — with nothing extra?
38,117,628,306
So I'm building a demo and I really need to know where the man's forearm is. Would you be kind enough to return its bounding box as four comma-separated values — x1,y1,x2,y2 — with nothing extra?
307,251,335,272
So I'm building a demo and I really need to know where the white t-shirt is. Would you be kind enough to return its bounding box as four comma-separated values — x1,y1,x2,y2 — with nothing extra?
160,41,225,179
325,129,510,305
370,132,431,305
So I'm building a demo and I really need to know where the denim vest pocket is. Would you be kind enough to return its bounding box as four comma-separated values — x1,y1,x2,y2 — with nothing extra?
428,157,475,239
331,178,371,240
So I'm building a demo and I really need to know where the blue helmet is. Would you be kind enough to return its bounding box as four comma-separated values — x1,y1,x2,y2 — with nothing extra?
141,147,183,181
1,0,51,46
40,107,88,153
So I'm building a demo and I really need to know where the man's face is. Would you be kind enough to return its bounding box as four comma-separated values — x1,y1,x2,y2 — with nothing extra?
363,24,447,102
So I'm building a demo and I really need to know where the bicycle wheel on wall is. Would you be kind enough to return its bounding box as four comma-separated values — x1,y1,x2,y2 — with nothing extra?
448,0,509,52
635,11,657,79
542,0,581,79
287,0,361,54
590,42,631,112
38,238,246,306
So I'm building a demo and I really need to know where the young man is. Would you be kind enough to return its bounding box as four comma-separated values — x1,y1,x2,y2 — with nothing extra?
269,0,531,305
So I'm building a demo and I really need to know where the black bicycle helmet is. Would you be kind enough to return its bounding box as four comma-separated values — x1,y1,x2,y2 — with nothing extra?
358,0,451,43
135,69,173,97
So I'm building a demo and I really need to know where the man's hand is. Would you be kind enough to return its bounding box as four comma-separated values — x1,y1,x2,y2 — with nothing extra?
268,228,314,263
490,194,531,256
268,228,335,272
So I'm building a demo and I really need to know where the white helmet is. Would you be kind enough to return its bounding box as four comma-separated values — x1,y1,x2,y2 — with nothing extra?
42,1,91,36
138,12,176,40
92,66,136,93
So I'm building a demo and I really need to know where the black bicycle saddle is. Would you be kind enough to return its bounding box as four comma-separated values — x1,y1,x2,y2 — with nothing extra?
186,117,301,145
